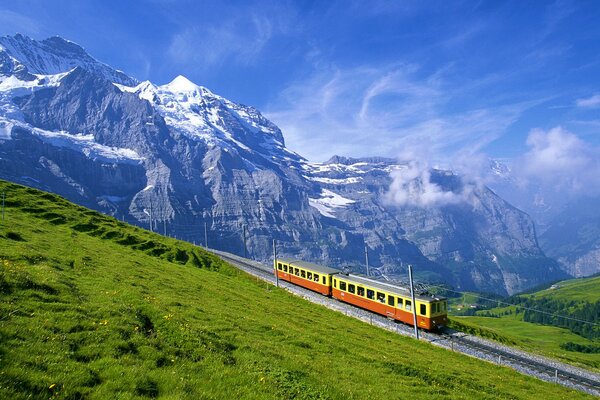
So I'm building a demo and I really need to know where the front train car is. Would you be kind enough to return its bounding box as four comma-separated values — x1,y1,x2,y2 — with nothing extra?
332,274,448,331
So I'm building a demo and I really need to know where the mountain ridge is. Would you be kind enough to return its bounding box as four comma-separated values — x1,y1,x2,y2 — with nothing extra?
0,34,566,295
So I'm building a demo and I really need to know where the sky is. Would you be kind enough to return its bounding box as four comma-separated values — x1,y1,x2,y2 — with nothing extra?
1,0,600,171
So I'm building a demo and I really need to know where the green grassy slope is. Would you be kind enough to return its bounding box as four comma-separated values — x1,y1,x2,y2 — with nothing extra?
451,314,600,371
527,275,600,303
0,180,593,399
451,275,600,371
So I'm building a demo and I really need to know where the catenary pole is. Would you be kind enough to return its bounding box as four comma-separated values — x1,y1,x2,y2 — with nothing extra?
273,239,279,287
148,200,153,233
243,224,247,258
204,222,208,248
365,245,370,276
408,264,419,340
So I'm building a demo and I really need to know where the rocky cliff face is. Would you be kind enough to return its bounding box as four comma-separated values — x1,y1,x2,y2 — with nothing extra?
0,34,566,295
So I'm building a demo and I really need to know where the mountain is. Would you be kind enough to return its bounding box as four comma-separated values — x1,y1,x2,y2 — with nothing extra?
0,34,136,85
0,34,565,295
487,159,560,231
538,197,600,277
487,160,600,278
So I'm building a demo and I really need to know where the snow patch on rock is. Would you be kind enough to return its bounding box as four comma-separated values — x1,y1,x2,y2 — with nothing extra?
309,189,355,218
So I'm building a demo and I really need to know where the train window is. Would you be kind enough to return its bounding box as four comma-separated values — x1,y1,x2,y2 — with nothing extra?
322,276,326,284
443,302,447,311
295,268,300,276
397,298,404,308
307,272,313,280
405,300,412,311
387,295,394,306
376,292,385,303
348,284,355,294
367,289,374,300
340,281,347,291
333,279,337,288
357,286,365,297
301,270,306,278
283,265,288,272
278,263,282,270
420,304,427,316
314,273,320,282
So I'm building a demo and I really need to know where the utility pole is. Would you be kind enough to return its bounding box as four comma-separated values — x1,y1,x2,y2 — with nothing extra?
163,219,167,236
242,224,247,258
408,264,419,340
273,239,279,287
365,245,370,276
148,201,153,232
204,222,208,248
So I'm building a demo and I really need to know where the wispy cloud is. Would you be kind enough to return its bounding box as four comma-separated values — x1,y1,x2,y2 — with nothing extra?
168,15,274,69
267,64,531,162
576,94,600,108
0,9,41,36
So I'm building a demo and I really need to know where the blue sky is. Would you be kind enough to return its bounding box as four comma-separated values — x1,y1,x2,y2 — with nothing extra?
1,0,600,167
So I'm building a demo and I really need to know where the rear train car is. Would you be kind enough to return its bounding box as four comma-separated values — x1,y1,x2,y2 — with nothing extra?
275,258,339,295
332,274,447,330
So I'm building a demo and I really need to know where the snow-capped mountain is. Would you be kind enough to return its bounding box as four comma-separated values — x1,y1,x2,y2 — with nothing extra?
0,34,566,295
115,75,301,166
0,34,136,85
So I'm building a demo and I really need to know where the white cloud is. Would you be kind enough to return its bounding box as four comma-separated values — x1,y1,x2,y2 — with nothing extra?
266,64,530,162
576,94,600,108
383,159,476,208
519,127,600,193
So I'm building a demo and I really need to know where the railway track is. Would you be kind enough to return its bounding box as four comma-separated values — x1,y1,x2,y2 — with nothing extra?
209,248,600,396
440,332,600,393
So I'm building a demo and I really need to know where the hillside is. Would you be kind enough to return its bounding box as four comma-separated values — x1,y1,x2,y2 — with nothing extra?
0,180,591,399
451,275,600,371
526,275,600,303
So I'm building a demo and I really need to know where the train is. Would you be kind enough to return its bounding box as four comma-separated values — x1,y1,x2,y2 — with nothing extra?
275,258,448,331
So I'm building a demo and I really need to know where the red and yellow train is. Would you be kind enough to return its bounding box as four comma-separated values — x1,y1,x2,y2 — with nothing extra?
275,258,447,331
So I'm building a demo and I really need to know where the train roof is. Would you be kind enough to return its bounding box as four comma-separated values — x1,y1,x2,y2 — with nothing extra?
277,258,340,275
338,274,445,302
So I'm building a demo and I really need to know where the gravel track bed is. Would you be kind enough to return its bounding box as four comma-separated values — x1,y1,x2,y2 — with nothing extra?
210,249,600,396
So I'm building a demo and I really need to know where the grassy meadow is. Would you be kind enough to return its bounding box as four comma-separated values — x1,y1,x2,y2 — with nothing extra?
449,276,600,372
451,314,600,371
0,180,594,399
